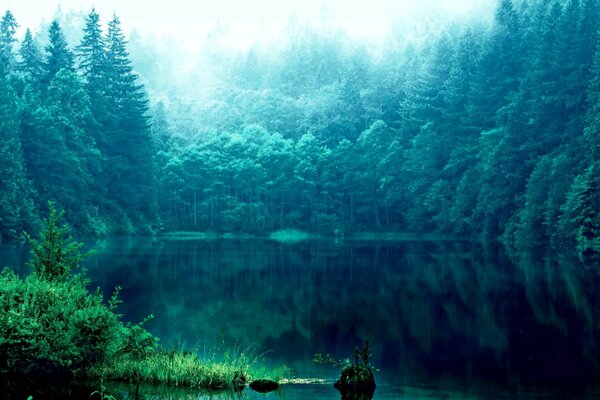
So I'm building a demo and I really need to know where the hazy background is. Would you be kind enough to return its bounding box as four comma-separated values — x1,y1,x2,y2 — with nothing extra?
5,0,496,48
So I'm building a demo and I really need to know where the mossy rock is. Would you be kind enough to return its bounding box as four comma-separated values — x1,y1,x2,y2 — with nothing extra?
249,378,279,393
333,364,376,394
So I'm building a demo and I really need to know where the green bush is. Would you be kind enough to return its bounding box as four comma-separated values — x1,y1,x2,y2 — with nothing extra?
0,202,132,376
0,269,122,375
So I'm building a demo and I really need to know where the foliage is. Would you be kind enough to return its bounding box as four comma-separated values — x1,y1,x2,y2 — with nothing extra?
0,204,280,389
0,204,122,375
0,1,599,251
0,267,122,375
23,202,88,282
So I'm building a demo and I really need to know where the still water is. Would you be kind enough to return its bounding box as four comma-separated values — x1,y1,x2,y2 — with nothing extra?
3,237,600,399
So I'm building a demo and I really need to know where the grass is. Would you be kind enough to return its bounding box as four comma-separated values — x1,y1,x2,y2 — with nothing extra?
93,351,242,390
90,348,290,391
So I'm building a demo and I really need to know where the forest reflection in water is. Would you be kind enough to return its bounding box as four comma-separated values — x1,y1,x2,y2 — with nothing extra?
3,237,600,394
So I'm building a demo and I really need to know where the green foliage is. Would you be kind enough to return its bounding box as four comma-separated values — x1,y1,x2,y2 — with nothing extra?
44,20,75,84
0,10,19,75
1,0,600,252
0,73,38,239
23,202,88,282
0,204,119,374
18,29,44,83
0,269,121,374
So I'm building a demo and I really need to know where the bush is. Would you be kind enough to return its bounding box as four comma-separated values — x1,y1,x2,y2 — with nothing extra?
0,269,122,375
0,202,135,376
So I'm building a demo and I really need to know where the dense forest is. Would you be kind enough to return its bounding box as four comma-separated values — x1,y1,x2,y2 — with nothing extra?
1,0,599,251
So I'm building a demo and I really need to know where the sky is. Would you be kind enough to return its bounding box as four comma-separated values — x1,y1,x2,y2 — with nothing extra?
3,0,496,48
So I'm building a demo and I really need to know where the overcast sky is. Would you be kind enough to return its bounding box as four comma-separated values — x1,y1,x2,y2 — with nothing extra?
3,0,496,47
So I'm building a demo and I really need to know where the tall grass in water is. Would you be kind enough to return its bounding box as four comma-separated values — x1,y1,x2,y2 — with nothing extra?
91,344,290,390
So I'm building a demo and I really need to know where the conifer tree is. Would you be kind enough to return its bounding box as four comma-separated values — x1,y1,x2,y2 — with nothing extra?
43,20,74,85
18,28,44,83
0,10,19,76
0,74,38,238
77,9,108,115
584,29,600,159
104,14,158,229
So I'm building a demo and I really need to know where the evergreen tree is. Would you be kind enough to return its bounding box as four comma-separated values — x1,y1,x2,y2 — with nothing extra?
464,0,523,133
584,30,600,159
0,10,19,76
0,75,38,238
21,70,98,231
558,162,600,245
43,20,74,85
17,28,44,83
104,15,158,230
77,9,108,118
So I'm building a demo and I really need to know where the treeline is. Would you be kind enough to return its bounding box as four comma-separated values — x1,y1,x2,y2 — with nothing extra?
0,9,157,238
1,0,600,251
151,0,600,250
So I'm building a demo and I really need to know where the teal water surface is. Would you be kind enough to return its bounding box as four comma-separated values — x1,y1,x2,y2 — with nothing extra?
2,237,600,399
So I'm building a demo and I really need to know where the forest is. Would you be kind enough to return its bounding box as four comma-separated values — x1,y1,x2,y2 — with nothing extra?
1,0,599,252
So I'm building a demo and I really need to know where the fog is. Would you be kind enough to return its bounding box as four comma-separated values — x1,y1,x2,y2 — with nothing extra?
6,0,496,48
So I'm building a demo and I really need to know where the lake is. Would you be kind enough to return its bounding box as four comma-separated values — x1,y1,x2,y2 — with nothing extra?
2,237,600,399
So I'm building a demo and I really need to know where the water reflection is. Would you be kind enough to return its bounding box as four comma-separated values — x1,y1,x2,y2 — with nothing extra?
3,238,600,392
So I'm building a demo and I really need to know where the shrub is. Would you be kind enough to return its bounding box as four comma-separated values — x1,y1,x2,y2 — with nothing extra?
0,202,128,376
0,269,122,375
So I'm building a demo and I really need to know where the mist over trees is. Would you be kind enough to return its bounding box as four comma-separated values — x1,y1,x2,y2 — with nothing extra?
1,0,599,251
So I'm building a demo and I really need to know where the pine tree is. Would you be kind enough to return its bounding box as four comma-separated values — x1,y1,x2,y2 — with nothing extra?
0,10,19,76
23,201,87,282
464,0,523,133
584,29,600,159
103,14,158,230
77,9,108,114
43,20,74,85
0,74,38,238
558,162,600,245
20,69,99,231
18,28,44,83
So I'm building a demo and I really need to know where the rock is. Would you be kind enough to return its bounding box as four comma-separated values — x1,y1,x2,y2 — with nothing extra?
333,364,376,395
249,378,279,393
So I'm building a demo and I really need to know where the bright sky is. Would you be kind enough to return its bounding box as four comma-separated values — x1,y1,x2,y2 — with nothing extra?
3,0,496,47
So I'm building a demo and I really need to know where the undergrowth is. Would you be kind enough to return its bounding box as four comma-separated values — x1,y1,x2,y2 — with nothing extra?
0,202,285,391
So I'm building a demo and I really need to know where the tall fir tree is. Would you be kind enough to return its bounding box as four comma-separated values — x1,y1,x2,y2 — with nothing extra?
0,74,38,238
77,9,109,120
583,22,600,159
17,28,45,83
104,15,158,231
0,10,19,76
43,20,74,85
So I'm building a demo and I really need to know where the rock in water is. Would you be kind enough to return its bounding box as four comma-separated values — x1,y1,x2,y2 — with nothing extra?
334,364,376,394
249,378,279,393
